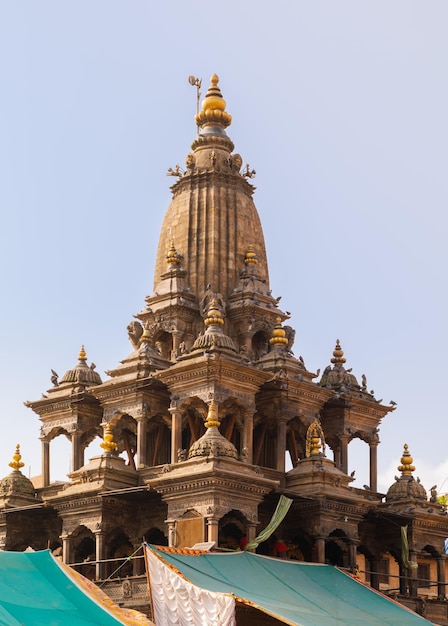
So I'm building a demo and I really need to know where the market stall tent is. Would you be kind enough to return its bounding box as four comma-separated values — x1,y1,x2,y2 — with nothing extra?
145,544,434,626
0,549,151,626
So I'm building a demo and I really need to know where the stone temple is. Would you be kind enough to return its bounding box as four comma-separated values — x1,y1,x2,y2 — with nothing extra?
1,74,448,623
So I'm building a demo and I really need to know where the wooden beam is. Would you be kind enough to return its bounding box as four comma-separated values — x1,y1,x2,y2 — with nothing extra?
224,415,235,441
287,429,299,468
123,430,136,470
253,421,267,466
187,414,199,447
152,424,164,466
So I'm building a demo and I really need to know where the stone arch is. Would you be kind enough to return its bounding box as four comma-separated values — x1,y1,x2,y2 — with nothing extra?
326,528,350,567
422,543,441,557
106,528,134,578
288,530,312,562
154,329,172,360
108,413,137,468
70,525,96,579
252,330,269,361
144,526,168,546
219,510,247,551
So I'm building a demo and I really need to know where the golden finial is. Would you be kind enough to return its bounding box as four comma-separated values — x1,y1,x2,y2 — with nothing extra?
331,339,346,366
195,74,232,129
244,244,258,267
305,420,326,457
398,443,415,476
204,400,220,428
78,345,87,362
139,324,151,346
269,318,288,347
205,299,225,327
166,239,181,267
9,444,25,472
100,424,118,453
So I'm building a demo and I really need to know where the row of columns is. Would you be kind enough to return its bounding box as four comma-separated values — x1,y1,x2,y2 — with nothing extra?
41,431,86,488
61,530,143,581
333,437,378,491
41,408,378,487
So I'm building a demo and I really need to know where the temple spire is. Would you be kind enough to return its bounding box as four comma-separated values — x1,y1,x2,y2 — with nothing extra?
195,74,232,132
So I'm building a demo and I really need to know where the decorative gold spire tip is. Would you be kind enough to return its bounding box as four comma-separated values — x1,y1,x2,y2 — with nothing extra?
100,424,118,453
331,339,346,366
205,299,225,327
166,239,181,267
244,244,258,266
398,443,415,476
78,345,87,362
195,74,232,129
9,444,25,472
269,318,288,347
204,400,220,428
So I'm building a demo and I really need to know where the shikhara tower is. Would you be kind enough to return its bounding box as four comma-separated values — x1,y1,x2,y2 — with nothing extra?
3,75,448,620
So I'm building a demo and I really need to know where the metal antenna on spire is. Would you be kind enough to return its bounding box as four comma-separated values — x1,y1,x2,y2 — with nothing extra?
188,75,202,133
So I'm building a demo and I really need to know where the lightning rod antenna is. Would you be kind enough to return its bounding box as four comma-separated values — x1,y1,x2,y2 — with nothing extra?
188,75,202,134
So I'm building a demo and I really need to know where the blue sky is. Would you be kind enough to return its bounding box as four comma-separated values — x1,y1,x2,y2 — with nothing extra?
1,2,447,493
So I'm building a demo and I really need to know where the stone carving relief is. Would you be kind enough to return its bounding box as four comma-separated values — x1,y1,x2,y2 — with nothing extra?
127,321,143,350
167,497,256,522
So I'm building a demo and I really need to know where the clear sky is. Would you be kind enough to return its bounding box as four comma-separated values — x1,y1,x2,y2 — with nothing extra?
1,1,447,494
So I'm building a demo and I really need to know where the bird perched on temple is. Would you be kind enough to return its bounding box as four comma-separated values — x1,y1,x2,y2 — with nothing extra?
50,369,59,386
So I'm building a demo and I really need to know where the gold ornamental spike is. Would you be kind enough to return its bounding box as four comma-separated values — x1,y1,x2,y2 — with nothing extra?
331,339,346,366
9,444,25,471
204,400,220,429
398,443,416,476
269,318,288,347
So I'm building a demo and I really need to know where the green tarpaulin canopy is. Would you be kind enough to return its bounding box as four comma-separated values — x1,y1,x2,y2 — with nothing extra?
0,549,146,626
146,545,433,626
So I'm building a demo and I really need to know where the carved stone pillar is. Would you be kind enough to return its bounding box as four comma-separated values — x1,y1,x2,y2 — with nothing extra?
315,536,326,563
171,330,182,360
334,446,341,471
167,520,176,548
340,435,349,475
71,431,83,472
61,533,71,565
399,561,407,595
369,557,380,590
409,550,418,598
207,517,219,544
170,408,183,464
242,410,254,464
437,556,446,600
369,440,378,492
348,540,359,570
41,439,50,487
95,531,106,581
136,416,147,467
276,420,287,472
245,522,257,551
